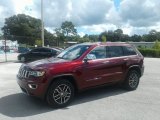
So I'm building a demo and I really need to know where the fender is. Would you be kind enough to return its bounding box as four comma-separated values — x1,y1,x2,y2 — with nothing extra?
127,65,141,76
47,73,79,90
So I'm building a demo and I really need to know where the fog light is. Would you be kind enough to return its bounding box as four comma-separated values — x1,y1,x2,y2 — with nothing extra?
28,84,38,89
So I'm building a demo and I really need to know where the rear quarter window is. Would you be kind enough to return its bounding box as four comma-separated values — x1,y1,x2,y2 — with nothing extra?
122,46,137,56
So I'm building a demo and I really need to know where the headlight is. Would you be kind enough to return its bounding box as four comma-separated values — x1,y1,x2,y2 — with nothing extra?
29,71,45,77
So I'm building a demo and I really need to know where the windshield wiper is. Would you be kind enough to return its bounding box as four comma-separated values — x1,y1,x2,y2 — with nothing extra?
57,56,64,59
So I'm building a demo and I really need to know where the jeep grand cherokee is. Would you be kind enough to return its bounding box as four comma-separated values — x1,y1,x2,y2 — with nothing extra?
17,42,144,108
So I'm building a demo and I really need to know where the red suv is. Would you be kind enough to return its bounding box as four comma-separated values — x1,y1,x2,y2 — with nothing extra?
17,42,144,108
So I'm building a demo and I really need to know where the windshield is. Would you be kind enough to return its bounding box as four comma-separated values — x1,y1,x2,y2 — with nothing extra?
57,44,91,60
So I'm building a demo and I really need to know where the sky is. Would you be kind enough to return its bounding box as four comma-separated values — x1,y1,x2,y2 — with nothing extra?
0,0,160,36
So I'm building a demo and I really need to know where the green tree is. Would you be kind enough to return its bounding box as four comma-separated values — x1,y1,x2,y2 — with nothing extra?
142,30,157,42
106,30,114,42
88,35,99,42
2,14,41,45
130,34,142,42
44,29,56,46
99,31,107,42
61,21,77,37
99,29,124,42
114,29,123,41
0,33,3,39
2,14,55,46
101,35,106,42
121,34,131,42
81,34,90,42
156,32,160,41
35,39,42,47
54,28,65,46
114,29,123,35
54,21,77,46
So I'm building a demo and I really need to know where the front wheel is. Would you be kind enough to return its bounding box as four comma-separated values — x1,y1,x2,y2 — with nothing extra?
46,79,74,108
123,70,140,90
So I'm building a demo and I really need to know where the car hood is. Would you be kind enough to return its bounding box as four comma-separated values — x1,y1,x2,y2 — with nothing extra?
26,57,69,69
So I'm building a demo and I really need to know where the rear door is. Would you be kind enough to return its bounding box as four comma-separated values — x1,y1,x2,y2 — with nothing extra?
122,45,141,72
106,46,127,82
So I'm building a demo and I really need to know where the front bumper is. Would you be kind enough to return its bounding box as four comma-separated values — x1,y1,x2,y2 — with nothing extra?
17,75,48,99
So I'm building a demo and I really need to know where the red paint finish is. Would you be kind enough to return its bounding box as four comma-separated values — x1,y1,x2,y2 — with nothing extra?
17,42,144,99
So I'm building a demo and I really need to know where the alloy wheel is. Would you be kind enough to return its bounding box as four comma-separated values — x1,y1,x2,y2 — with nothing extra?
53,84,71,105
128,72,139,88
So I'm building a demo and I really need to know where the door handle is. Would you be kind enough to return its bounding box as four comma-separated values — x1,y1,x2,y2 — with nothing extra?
123,58,129,61
102,61,110,64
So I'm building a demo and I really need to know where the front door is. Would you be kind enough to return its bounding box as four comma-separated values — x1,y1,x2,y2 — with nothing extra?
80,46,110,88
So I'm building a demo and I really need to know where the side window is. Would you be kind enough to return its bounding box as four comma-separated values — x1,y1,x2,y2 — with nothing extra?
52,49,57,54
31,48,40,53
123,46,137,56
108,46,123,57
42,48,52,53
32,48,52,53
87,46,106,60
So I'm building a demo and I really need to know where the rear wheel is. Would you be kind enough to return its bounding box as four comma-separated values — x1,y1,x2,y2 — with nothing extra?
123,70,140,90
46,79,74,108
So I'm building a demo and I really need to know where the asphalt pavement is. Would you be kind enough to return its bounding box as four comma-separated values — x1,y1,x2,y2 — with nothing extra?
0,53,19,63
0,58,160,120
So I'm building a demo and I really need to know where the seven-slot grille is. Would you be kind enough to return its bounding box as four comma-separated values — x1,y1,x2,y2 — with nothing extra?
18,66,30,78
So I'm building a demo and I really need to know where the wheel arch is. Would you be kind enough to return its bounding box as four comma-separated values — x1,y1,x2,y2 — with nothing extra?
45,74,79,99
127,65,141,77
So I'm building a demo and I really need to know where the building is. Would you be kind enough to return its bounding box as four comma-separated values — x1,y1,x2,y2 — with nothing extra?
64,41,78,48
127,42,155,48
111,42,155,48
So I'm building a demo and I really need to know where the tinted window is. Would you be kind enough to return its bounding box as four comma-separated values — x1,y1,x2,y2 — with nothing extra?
108,46,123,57
31,48,40,52
52,49,58,55
41,48,52,53
31,48,51,53
88,46,107,59
123,46,137,56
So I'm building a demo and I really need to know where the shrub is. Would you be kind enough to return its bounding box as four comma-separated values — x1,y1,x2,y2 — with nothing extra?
138,48,160,58
152,40,160,49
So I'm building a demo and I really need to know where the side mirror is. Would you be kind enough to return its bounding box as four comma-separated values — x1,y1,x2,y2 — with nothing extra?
83,58,89,63
83,54,96,63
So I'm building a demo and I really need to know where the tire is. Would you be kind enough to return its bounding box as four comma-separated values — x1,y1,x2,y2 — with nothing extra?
123,70,140,90
20,57,25,62
46,79,74,108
